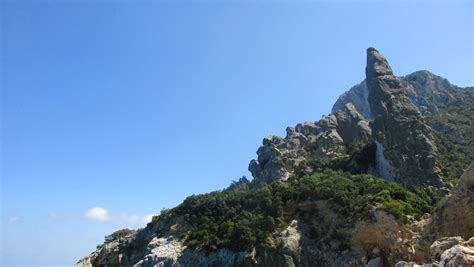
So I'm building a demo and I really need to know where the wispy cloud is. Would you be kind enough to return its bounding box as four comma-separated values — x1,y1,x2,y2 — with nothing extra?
86,207,109,221
85,206,155,224
48,212,68,220
8,217,19,224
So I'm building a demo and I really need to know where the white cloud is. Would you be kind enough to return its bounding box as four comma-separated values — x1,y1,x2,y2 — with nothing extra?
86,207,109,221
85,207,155,225
8,217,19,224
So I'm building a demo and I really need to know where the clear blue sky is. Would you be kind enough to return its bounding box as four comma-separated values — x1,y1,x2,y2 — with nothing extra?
1,0,472,265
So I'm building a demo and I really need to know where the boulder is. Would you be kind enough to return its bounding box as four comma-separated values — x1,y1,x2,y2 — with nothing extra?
439,240,474,266
430,236,463,260
428,164,474,240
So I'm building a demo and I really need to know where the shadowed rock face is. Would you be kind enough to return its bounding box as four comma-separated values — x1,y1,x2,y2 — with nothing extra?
365,48,444,187
426,163,474,240
250,48,446,188
332,71,462,120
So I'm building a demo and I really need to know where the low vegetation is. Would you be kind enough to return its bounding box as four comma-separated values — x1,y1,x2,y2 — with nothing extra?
104,229,136,243
160,170,441,252
427,88,474,184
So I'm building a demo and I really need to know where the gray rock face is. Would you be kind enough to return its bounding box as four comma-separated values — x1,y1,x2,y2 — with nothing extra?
403,71,458,116
332,71,461,119
332,81,372,119
430,236,463,260
251,48,447,187
74,227,156,267
365,48,444,187
77,234,257,267
133,236,183,267
249,104,371,185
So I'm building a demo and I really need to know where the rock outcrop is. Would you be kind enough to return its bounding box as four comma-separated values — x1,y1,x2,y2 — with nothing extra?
395,164,474,266
332,81,372,119
332,71,462,120
403,71,458,116
248,105,371,185
438,237,474,266
365,48,444,187
425,163,474,241
396,236,474,267
429,236,464,260
250,48,446,188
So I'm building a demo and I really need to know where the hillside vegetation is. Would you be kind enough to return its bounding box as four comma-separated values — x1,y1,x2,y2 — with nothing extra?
160,170,441,252
427,88,474,183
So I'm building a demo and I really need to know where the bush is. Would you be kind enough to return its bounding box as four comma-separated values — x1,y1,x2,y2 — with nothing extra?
104,229,135,243
169,170,439,251
426,88,474,183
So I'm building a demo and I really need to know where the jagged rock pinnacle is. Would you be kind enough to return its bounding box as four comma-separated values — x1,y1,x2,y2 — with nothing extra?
366,47,394,78
365,48,445,187
249,48,446,188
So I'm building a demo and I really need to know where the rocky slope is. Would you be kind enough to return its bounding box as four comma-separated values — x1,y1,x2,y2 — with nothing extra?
396,163,474,266
249,48,466,188
76,48,473,267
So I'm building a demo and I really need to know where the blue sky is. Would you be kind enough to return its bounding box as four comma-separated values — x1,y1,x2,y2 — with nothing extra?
1,0,472,265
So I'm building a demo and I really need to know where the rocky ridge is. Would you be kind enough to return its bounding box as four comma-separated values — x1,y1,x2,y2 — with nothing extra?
249,48,454,188
76,48,473,267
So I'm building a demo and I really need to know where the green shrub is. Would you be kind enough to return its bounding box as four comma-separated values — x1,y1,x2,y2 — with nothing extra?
380,200,405,219
168,170,439,251
426,88,474,183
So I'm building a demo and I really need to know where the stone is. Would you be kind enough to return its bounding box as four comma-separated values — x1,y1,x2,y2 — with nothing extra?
427,164,474,240
439,242,474,266
468,237,474,246
366,257,382,267
277,220,301,255
430,236,463,260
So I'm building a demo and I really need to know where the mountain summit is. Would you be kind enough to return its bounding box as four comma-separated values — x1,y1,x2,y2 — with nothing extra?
250,48,449,188
77,49,473,267
366,48,444,187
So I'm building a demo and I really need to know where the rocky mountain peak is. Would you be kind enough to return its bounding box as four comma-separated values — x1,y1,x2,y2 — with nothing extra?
366,47,394,78
250,48,451,188
365,48,445,187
